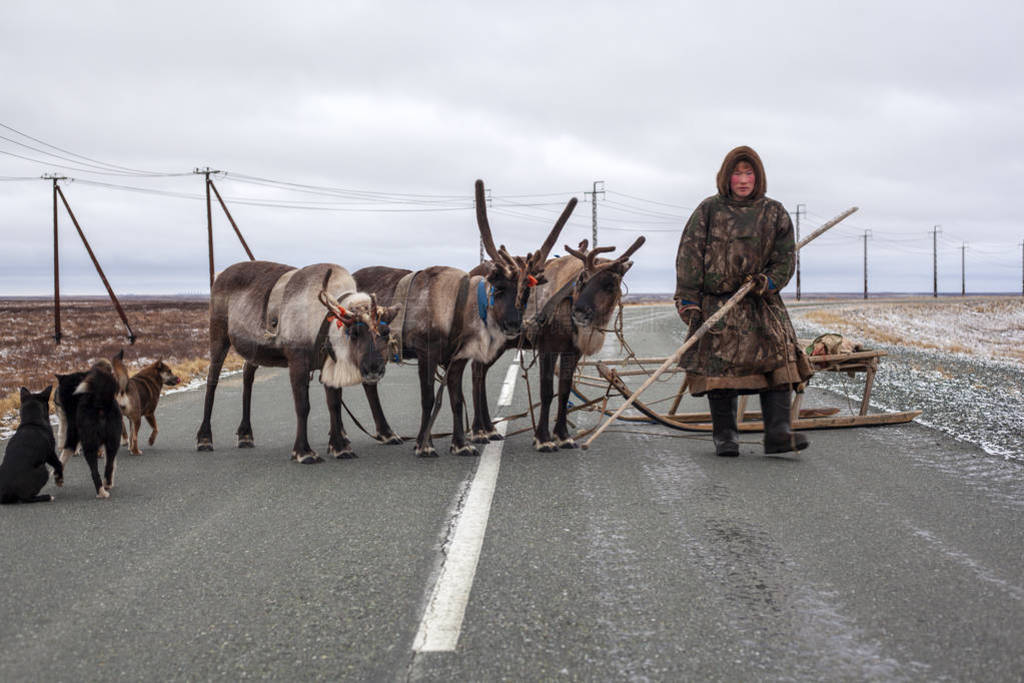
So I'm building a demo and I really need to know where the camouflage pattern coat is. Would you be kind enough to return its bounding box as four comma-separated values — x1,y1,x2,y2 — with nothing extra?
674,193,813,395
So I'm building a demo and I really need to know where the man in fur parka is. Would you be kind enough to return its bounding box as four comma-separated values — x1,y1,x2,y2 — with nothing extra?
674,145,814,456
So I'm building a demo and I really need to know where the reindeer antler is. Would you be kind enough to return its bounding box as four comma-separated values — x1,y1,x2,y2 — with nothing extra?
585,246,616,271
528,197,578,273
563,239,589,262
595,235,646,272
475,179,503,264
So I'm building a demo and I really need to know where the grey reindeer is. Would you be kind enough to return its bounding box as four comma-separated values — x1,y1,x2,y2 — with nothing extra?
352,179,577,457
196,262,399,463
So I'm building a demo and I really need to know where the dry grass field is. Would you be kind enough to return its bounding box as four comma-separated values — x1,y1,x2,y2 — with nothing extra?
790,296,1024,362
0,297,243,432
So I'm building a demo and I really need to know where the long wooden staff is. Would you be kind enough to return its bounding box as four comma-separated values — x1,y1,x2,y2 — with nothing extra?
581,206,858,450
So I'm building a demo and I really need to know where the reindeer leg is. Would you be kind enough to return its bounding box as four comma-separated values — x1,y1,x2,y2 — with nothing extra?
471,358,503,443
553,351,581,448
534,352,558,452
236,361,258,448
325,385,356,459
288,360,321,464
196,325,230,451
415,358,439,458
447,359,477,456
363,382,402,445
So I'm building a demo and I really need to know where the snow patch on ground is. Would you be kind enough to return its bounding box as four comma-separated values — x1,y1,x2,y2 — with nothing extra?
791,298,1024,463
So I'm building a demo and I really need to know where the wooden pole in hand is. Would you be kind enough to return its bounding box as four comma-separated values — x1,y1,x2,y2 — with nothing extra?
580,206,858,450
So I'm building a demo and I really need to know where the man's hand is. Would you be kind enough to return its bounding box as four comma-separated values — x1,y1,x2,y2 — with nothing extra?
745,273,772,296
676,302,701,326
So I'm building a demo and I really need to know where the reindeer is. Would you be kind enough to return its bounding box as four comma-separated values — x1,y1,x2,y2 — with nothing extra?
470,236,645,451
196,261,399,463
353,179,576,457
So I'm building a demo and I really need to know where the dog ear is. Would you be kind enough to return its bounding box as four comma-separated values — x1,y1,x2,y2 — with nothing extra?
39,385,53,402
19,387,30,402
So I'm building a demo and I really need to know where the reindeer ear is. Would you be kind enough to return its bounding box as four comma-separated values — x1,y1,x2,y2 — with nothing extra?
615,259,635,275
380,304,402,325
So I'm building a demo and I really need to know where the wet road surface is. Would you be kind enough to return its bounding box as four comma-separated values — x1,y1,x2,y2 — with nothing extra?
2,304,1022,680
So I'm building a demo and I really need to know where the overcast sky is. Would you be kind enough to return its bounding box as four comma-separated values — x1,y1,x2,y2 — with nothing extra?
2,0,1022,297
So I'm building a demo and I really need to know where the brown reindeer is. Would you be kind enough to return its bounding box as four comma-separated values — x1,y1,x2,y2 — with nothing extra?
471,236,645,451
353,179,576,457
196,261,399,463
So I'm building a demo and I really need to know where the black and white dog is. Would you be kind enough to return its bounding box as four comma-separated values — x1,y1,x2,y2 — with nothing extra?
55,370,87,462
0,386,64,504
69,360,123,499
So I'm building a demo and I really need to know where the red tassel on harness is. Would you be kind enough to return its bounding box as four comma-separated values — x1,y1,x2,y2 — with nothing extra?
526,275,538,287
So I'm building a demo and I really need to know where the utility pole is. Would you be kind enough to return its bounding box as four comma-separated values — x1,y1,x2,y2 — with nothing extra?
195,167,220,290
960,242,967,296
794,204,805,301
44,174,67,343
932,225,942,298
584,181,605,247
195,167,254,288
45,178,136,343
861,229,872,300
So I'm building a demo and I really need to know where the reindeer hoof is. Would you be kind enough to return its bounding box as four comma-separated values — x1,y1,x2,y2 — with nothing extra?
415,446,439,458
96,488,111,500
55,478,64,487
375,433,403,446
237,435,255,449
197,440,214,452
330,446,357,459
292,450,322,464
130,449,143,456
556,437,579,450
450,443,479,457
533,438,558,453
470,432,490,445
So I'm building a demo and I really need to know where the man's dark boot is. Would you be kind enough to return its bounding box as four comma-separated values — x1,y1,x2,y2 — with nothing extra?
708,393,740,457
761,389,809,454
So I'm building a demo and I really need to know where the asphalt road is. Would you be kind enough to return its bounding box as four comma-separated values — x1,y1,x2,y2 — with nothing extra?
2,304,1022,681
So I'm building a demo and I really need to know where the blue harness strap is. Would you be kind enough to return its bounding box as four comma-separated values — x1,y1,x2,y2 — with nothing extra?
477,278,493,322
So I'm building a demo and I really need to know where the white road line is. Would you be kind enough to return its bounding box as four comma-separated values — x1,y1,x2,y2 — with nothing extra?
412,358,519,653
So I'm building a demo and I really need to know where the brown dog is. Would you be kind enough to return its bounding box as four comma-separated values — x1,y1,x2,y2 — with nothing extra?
112,352,181,455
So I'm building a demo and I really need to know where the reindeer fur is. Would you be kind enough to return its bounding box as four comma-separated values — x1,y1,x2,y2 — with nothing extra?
196,261,397,463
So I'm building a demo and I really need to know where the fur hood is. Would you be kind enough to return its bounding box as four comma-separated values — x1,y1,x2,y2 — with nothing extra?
715,145,766,201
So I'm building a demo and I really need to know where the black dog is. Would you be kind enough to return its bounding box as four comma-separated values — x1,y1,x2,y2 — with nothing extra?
72,360,122,499
1,386,64,504
54,370,88,464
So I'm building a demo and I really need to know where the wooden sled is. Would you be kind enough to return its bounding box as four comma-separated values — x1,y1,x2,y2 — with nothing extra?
577,345,921,433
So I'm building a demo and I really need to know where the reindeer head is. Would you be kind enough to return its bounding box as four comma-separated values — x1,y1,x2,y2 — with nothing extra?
475,178,577,337
564,236,646,328
318,285,400,385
